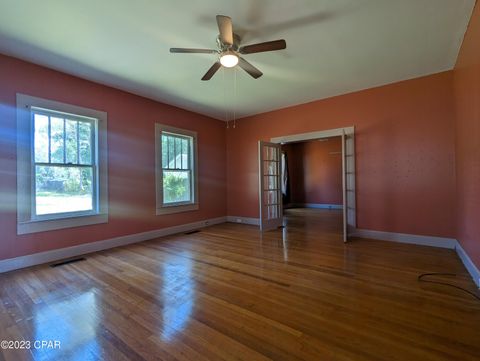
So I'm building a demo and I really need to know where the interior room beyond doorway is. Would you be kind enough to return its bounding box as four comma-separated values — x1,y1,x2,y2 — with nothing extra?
281,137,343,211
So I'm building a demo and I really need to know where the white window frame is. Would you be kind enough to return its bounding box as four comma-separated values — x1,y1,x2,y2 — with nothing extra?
155,123,198,215
16,94,108,235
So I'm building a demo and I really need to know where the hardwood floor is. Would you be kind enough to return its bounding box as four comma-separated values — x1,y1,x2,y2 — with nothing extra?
1,208,479,361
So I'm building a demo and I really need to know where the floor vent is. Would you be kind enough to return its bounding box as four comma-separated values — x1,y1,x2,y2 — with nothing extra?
184,230,200,235
50,257,86,268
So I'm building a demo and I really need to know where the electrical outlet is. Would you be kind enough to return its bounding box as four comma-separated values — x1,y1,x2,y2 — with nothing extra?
236,218,242,223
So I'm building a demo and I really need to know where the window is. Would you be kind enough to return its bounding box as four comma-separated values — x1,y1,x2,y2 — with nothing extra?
155,124,198,215
33,112,95,216
17,94,108,234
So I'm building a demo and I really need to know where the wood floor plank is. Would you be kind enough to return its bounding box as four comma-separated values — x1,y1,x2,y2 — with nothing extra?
1,208,479,360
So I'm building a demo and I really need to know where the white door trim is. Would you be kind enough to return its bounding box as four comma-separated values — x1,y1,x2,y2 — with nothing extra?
271,126,356,238
270,126,355,144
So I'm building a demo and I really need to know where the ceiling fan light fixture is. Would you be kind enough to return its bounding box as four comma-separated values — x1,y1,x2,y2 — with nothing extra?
170,15,285,80
220,51,238,68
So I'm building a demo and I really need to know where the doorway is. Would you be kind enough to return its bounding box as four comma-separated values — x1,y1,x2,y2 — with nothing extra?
259,127,356,242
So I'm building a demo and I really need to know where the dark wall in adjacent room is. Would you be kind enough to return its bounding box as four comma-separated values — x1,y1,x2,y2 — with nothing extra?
282,138,342,206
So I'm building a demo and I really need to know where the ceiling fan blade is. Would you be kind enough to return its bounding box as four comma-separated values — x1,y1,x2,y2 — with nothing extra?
238,57,263,79
170,48,218,54
239,39,287,54
201,61,222,81
216,15,233,45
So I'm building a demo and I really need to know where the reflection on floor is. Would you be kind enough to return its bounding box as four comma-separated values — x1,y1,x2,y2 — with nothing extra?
1,208,479,360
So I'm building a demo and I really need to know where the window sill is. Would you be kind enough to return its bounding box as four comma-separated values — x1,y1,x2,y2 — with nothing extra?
156,203,199,216
17,213,108,235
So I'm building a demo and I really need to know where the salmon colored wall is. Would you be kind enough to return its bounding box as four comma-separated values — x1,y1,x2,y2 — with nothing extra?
453,1,480,267
227,71,457,238
0,54,226,261
282,138,342,205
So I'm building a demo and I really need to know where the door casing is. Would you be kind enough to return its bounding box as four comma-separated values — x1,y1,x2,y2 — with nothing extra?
269,126,356,241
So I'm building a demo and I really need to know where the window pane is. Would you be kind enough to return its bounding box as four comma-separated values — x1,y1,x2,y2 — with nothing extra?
50,117,64,163
161,134,168,167
175,137,181,169
168,136,175,168
181,138,189,170
34,114,49,162
35,165,93,215
163,170,190,204
65,119,78,164
79,121,92,165
161,134,192,171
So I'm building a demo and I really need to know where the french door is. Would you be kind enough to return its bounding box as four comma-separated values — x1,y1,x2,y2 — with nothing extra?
341,132,347,242
342,131,356,242
258,141,283,231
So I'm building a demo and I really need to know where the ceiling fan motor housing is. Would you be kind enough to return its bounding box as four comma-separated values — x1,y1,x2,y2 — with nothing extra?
217,33,241,52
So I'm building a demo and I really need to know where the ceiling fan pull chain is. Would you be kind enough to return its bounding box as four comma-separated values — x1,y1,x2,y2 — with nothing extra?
223,66,229,128
233,67,237,128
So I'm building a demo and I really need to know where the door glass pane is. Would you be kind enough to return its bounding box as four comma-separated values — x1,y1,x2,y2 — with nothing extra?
263,145,280,161
263,161,278,175
163,170,191,203
264,175,277,190
267,205,278,220
264,190,278,205
50,117,64,163
35,165,93,215
263,146,268,160
34,114,49,162
264,146,278,161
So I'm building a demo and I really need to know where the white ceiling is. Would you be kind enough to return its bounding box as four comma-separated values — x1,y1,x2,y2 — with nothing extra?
0,0,475,120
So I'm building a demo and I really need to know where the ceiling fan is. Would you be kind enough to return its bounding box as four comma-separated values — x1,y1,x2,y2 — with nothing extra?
170,15,287,80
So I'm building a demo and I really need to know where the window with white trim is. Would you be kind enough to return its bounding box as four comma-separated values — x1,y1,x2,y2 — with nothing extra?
155,124,198,215
17,94,108,234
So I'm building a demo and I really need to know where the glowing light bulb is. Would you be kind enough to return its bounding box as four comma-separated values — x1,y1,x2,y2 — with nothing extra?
220,51,238,68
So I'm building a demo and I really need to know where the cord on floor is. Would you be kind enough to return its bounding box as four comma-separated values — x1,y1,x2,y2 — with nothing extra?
418,272,480,301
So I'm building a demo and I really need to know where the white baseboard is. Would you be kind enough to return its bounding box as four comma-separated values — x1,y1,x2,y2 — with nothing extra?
350,228,457,249
286,203,343,209
455,242,480,288
304,203,343,209
351,228,479,288
4,217,478,289
226,216,260,226
0,216,227,273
